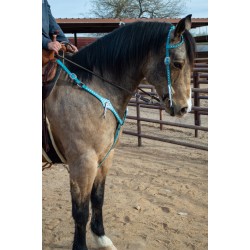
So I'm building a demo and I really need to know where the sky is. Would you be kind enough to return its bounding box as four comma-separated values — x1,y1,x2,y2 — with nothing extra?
48,0,208,19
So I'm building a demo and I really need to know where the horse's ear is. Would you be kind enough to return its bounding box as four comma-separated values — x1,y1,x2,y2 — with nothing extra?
174,14,192,38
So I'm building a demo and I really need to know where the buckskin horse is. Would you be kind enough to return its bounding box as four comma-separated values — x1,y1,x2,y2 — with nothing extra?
43,15,195,250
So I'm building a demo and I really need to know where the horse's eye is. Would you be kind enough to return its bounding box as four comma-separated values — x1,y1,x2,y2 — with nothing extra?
173,62,183,69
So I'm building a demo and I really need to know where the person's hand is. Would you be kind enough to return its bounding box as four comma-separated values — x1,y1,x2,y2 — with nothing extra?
66,44,78,53
47,41,62,54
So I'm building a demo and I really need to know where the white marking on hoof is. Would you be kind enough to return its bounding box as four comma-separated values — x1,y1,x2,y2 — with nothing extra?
92,234,114,248
187,88,192,112
99,245,117,250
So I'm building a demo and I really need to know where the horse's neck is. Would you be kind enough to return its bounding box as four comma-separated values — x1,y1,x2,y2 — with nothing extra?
91,72,143,117
59,59,144,118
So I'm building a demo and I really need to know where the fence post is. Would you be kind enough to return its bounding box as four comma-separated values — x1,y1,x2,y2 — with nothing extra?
193,72,201,137
159,109,163,130
74,33,78,47
136,89,142,146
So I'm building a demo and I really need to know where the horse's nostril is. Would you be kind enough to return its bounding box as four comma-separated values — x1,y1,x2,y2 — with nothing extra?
180,107,188,115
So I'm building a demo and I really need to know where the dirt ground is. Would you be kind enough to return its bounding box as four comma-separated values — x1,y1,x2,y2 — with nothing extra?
43,105,208,250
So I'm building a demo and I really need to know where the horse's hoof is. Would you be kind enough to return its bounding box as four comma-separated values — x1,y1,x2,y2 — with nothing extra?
92,234,117,250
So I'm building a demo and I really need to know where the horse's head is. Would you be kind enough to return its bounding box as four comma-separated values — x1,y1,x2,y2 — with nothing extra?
144,15,195,117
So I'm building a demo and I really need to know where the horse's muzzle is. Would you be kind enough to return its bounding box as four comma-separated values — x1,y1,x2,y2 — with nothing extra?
169,105,188,117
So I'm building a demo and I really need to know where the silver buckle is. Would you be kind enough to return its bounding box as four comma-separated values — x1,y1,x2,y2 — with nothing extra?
164,56,170,65
70,73,77,80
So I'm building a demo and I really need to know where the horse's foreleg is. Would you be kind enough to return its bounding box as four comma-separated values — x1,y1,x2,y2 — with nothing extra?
90,153,117,250
70,154,98,250
72,196,89,250
91,177,105,236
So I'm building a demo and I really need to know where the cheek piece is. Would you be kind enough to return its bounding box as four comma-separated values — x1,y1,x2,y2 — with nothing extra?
164,26,184,107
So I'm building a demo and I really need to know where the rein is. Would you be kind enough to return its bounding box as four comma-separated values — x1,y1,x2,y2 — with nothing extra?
44,25,186,168
55,54,161,104
56,25,184,107
50,25,185,168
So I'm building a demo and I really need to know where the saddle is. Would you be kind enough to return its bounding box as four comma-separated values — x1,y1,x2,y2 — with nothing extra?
42,31,70,99
42,36,77,163
42,42,69,100
42,49,57,83
42,49,64,100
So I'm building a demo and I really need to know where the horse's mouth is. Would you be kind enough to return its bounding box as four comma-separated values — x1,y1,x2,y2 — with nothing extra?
164,105,187,118
160,96,187,117
164,106,175,116
160,100,174,117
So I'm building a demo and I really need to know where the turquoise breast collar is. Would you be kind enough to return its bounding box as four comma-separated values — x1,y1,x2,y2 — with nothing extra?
56,59,127,168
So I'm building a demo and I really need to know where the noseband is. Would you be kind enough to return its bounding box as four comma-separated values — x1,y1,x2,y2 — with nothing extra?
164,26,184,107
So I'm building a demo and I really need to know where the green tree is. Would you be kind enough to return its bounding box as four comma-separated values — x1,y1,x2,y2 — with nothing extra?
91,0,186,18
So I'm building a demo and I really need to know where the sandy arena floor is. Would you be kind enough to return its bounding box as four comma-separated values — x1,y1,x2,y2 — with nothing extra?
43,105,208,250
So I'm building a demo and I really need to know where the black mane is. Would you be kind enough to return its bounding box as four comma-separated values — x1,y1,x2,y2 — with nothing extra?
68,22,195,81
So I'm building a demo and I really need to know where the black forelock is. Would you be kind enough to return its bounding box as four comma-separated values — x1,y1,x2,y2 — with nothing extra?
68,21,195,81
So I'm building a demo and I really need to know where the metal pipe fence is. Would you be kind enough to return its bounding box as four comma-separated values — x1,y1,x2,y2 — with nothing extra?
123,58,208,150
